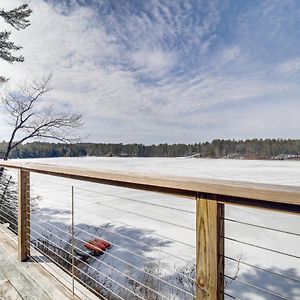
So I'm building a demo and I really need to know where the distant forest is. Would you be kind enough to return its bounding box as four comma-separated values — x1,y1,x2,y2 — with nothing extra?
0,139,299,160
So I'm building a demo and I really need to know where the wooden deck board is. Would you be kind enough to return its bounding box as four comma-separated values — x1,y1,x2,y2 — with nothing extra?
0,279,23,300
0,250,52,300
0,225,76,300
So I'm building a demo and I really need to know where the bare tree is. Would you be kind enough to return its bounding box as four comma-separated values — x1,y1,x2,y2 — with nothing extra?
2,75,83,161
0,4,32,83
0,75,82,228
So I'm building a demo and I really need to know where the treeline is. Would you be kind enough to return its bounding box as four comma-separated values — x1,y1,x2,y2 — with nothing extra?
0,139,299,160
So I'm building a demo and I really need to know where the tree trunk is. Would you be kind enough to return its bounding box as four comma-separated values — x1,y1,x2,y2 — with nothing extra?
0,145,10,177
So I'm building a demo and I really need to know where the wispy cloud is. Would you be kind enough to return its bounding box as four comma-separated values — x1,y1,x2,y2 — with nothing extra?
131,49,176,78
0,0,299,143
277,58,300,75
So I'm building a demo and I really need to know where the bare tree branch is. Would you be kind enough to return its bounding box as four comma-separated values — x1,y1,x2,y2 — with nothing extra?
1,76,83,160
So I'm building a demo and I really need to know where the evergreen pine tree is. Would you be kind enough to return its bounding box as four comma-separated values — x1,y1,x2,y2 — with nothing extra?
0,4,32,83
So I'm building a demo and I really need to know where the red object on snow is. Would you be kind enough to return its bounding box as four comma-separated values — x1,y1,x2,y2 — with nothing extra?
84,238,111,254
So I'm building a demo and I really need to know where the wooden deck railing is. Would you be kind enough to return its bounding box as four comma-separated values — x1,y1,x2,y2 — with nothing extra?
0,160,300,300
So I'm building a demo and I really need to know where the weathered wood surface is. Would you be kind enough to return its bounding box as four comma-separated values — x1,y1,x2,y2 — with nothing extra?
196,195,224,300
0,225,97,300
18,169,30,261
0,279,23,300
0,161,300,210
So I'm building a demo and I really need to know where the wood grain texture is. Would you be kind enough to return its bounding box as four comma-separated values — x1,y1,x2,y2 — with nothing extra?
0,279,23,300
196,195,224,300
0,225,90,300
218,203,225,299
18,169,30,262
1,161,300,209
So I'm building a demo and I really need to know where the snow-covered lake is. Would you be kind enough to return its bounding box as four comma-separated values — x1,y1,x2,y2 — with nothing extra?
9,157,300,299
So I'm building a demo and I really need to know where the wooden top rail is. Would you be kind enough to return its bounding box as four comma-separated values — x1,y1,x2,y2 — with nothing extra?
1,160,300,213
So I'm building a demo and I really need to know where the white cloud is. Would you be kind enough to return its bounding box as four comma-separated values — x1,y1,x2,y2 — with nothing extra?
0,0,118,81
0,0,299,143
221,46,241,63
222,97,300,140
277,58,300,75
131,49,175,77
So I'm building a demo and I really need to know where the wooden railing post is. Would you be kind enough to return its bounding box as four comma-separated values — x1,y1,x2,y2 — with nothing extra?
18,169,30,261
196,193,224,300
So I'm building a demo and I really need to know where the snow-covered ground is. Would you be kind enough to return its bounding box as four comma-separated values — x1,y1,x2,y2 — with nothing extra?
9,157,300,299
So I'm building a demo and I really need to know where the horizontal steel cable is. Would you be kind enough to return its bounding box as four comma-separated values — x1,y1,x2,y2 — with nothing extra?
73,264,133,300
37,178,195,215
27,186,197,249
223,217,300,237
29,234,126,300
0,202,18,213
28,229,149,299
29,211,194,264
30,222,196,297
224,256,300,284
76,221,193,263
73,224,196,282
37,197,196,249
29,216,195,283
29,219,197,297
224,275,288,300
10,243,79,300
31,204,196,251
70,273,109,300
30,253,108,300
68,272,109,300
33,185,195,231
29,241,110,300
0,209,18,222
29,228,167,300
75,186,195,214
72,194,195,232
0,226,17,236
28,199,195,250
224,292,240,300
28,226,171,299
29,231,72,265
224,236,300,260
0,223,17,235
73,256,158,300
0,212,18,229
37,180,196,214
72,232,196,298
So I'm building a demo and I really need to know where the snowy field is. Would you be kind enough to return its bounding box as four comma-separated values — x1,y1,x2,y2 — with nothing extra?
8,157,300,299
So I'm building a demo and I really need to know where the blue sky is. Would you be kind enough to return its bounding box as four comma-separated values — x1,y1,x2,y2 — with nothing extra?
0,0,299,144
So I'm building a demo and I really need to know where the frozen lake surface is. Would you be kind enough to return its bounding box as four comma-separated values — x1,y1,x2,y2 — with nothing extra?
11,157,300,299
